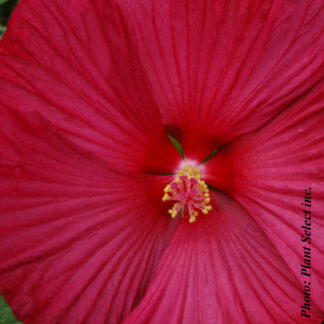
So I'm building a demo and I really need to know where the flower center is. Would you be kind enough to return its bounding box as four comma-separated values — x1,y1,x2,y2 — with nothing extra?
162,165,212,223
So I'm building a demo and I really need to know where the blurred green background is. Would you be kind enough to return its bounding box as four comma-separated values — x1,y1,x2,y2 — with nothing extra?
0,2,22,323
0,297,20,324
0,0,19,38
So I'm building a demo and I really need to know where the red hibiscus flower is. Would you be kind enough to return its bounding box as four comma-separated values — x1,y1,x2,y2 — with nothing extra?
1,0,324,323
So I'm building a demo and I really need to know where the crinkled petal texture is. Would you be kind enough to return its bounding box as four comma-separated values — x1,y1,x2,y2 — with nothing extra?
123,193,324,324
0,0,180,174
1,0,324,324
123,0,324,161
206,81,324,313
0,108,178,324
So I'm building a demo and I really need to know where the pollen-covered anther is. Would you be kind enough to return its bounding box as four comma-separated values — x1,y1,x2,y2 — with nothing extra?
162,165,212,223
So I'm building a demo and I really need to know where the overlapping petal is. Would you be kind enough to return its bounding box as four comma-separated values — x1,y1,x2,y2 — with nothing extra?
1,0,324,323
123,0,324,161
206,80,324,312
0,0,180,173
0,108,178,323
123,192,324,323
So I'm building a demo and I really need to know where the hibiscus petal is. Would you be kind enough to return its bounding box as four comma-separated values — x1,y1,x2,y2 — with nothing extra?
123,192,324,323
123,0,324,161
0,0,180,173
0,108,178,323
206,81,324,312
